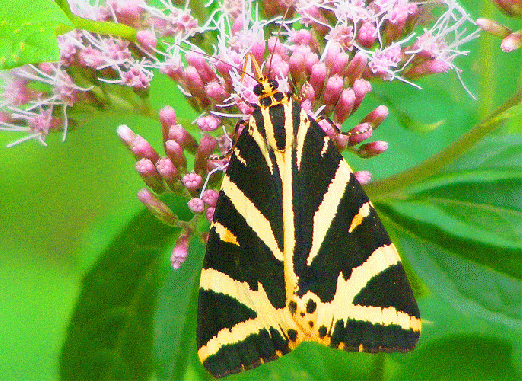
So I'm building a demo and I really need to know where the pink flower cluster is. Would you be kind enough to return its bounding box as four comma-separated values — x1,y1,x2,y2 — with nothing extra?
0,0,479,268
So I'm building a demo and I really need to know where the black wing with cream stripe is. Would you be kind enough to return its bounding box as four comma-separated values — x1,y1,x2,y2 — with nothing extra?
197,112,292,378
197,83,420,378
288,112,420,351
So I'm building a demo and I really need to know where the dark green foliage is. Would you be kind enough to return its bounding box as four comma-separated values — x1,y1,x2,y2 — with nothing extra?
59,210,179,381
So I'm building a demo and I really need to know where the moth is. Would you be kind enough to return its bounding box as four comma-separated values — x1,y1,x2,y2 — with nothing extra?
196,54,421,378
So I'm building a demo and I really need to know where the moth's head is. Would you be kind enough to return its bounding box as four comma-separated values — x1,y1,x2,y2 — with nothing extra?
253,77,279,98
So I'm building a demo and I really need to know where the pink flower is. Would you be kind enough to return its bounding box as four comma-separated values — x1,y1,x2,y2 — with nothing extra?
187,197,205,213
183,173,202,192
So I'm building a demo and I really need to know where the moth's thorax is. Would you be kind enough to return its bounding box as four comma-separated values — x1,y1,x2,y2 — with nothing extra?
253,76,289,107
251,96,300,152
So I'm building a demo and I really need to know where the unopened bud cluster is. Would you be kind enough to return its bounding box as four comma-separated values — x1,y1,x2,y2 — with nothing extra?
117,105,221,214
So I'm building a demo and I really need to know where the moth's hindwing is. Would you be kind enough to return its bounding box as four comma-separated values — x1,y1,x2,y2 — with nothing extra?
197,85,421,379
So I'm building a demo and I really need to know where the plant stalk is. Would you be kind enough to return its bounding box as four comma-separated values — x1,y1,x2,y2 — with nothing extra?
365,87,522,200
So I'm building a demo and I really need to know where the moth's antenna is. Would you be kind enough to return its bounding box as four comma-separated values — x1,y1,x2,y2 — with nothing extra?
175,42,258,83
267,9,290,79
241,53,263,82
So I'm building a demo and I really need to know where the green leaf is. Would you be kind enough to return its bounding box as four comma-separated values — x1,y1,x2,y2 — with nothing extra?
386,224,522,380
378,133,522,280
59,210,179,381
0,0,72,69
398,334,522,380
372,131,522,379
153,238,210,381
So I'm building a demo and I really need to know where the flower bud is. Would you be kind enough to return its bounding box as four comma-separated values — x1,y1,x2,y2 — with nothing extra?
358,22,377,48
318,119,337,139
358,140,388,158
250,41,266,64
202,189,219,207
289,50,306,83
183,172,203,192
323,75,344,108
267,36,288,56
301,83,316,103
187,197,205,213
132,135,161,162
335,88,356,123
406,59,450,79
136,158,165,193
352,79,372,111
304,52,319,75
137,30,157,50
266,54,289,79
362,105,389,129
491,0,522,18
333,133,350,151
206,207,215,222
197,115,221,132
159,106,176,142
205,81,229,103
171,230,192,269
186,52,217,83
122,66,152,89
168,124,198,152
476,18,511,38
326,44,350,76
354,171,372,185
216,54,239,83
300,99,312,114
194,134,218,173
155,158,179,190
291,29,315,46
232,16,243,34
183,66,207,101
117,124,137,149
348,123,373,145
165,139,187,169
137,188,178,226
502,31,522,52
161,57,183,81
346,52,369,84
310,62,327,95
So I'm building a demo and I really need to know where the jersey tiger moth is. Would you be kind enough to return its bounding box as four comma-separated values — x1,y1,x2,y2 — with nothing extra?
196,53,421,379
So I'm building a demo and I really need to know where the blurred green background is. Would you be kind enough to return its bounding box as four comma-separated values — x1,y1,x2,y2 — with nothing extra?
1,1,521,380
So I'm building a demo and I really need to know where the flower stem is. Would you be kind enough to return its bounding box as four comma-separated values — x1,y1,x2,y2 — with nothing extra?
55,0,136,40
365,87,522,200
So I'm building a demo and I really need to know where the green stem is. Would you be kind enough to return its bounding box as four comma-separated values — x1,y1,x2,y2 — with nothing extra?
55,0,136,40
104,91,156,118
71,16,137,41
365,87,522,200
